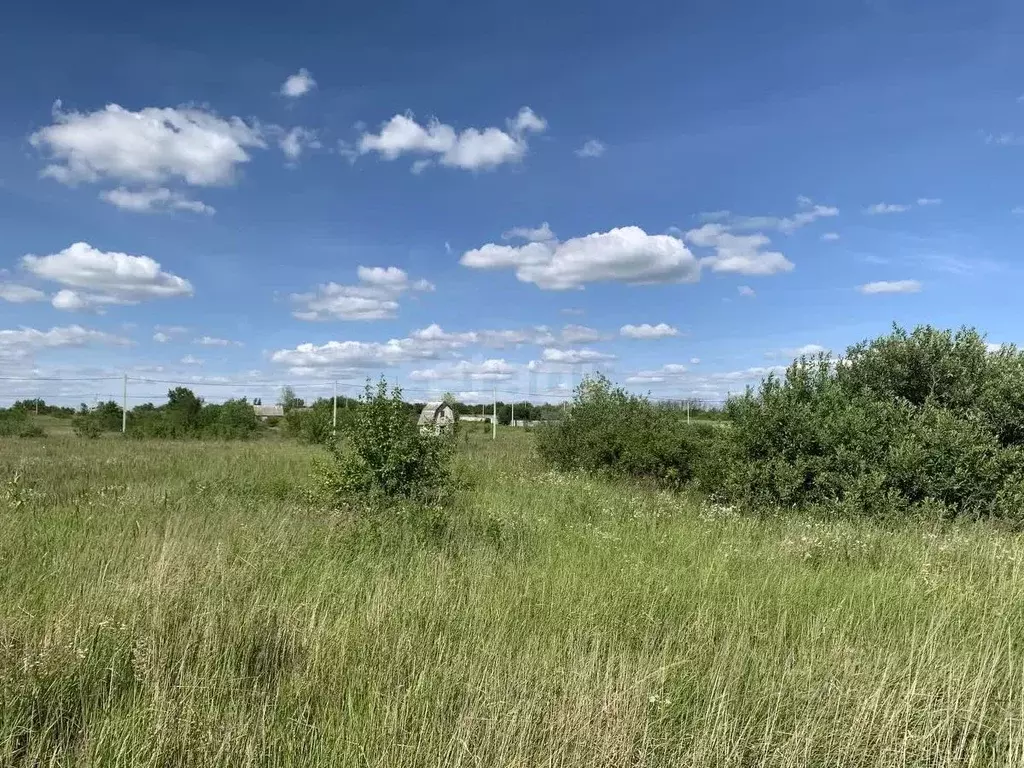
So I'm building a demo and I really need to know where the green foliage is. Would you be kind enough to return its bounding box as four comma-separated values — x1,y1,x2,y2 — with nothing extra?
17,424,46,438
284,398,353,444
0,409,28,437
72,415,103,439
536,374,710,489
535,325,1024,522
716,325,1024,520
315,378,455,506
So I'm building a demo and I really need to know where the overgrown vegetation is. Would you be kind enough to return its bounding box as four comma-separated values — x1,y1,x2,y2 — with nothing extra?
2,431,1024,765
540,325,1024,522
67,388,263,440
314,378,455,508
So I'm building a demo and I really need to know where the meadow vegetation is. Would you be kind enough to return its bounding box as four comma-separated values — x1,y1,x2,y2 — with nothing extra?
2,324,1024,765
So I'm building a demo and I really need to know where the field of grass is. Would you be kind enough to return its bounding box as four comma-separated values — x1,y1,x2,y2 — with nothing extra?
2,431,1024,766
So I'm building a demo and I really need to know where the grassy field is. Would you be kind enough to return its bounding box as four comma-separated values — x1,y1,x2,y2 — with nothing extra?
2,432,1024,766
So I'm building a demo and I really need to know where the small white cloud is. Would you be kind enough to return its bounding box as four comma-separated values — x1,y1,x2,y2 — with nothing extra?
22,242,193,308
685,224,794,276
986,342,1004,353
100,187,214,215
291,266,434,321
502,222,555,242
358,107,546,171
558,324,605,344
984,132,1024,146
561,307,585,316
821,232,840,242
0,325,131,360
180,354,202,365
462,226,701,289
541,347,615,364
279,127,321,162
864,203,911,215
575,139,606,158
153,332,171,343
690,357,701,365
917,198,942,207
0,283,46,303
280,68,316,98
194,336,241,347
444,241,453,255
410,359,518,382
30,103,264,187
620,323,679,340
737,285,756,297
858,279,922,295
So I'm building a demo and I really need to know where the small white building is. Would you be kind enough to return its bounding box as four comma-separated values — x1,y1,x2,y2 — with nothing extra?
417,401,456,434
252,404,285,419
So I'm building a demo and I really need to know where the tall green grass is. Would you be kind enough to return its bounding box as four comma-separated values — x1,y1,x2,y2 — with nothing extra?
2,433,1023,766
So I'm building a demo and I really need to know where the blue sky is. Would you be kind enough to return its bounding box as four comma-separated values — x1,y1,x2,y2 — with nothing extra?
1,0,1023,406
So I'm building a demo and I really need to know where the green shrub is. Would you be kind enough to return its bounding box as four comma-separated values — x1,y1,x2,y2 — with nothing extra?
536,325,1024,522
0,409,28,437
718,325,1024,520
315,378,454,507
72,415,103,439
536,374,709,489
17,423,45,438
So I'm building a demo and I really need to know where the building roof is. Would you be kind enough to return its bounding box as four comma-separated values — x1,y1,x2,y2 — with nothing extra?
253,404,285,417
417,401,449,425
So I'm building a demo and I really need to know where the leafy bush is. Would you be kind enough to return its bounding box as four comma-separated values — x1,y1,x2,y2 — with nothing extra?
536,326,1024,522
315,378,455,507
536,374,710,489
0,409,28,437
17,424,46,438
284,399,344,444
717,325,1024,520
72,415,103,439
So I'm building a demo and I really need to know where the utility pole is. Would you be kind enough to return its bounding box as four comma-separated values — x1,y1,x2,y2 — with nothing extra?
687,402,690,425
332,380,338,436
492,387,497,441
121,373,128,434
511,400,514,428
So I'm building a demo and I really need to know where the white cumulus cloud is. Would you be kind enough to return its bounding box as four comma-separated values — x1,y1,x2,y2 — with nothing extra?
30,103,265,187
279,127,321,161
291,266,434,322
575,139,606,158
280,69,316,98
22,242,193,311
502,222,555,242
620,323,679,340
0,325,131,360
410,359,518,382
100,187,214,215
462,226,701,290
0,283,46,303
358,107,546,171
541,347,615,364
685,224,794,276
737,285,756,297
821,232,840,242
858,279,922,295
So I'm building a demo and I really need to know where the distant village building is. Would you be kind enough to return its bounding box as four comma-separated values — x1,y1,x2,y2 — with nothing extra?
459,414,491,423
252,404,285,420
417,401,456,434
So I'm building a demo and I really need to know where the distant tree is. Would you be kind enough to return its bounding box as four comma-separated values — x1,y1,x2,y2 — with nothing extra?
279,386,304,412
165,387,202,434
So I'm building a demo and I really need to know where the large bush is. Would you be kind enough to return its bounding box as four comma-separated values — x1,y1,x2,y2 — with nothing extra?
536,326,1024,522
315,379,454,506
536,374,713,489
717,325,1024,520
